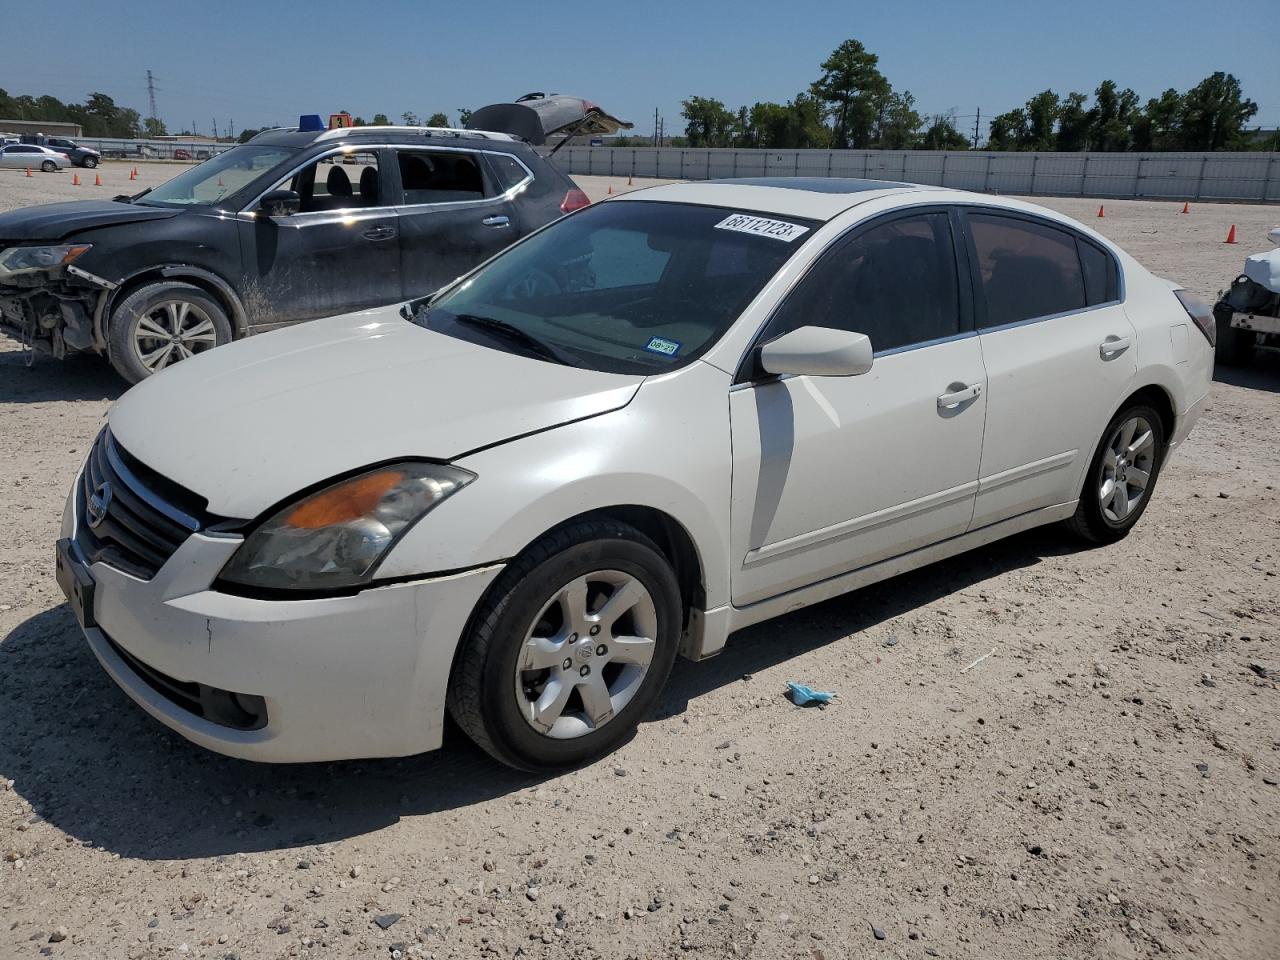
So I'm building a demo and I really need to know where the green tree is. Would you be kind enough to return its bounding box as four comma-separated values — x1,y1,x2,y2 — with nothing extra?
875,91,922,149
371,113,391,125
457,108,473,127
143,116,168,137
1178,72,1257,150
1023,90,1060,149
1089,80,1139,151
237,128,262,143
919,113,970,150
680,96,737,147
987,108,1027,150
811,39,890,148
400,111,419,126
426,112,449,127
1131,88,1183,150
1055,92,1090,150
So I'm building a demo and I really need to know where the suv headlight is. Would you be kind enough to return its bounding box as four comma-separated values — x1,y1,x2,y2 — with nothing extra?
218,462,475,592
0,244,92,277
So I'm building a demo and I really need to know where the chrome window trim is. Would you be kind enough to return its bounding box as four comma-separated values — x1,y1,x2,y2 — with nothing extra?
976,299,1125,336
239,143,533,217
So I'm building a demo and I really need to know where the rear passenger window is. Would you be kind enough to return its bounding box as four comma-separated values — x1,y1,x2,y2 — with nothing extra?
396,150,486,204
770,212,960,354
1078,239,1115,305
488,154,531,193
969,214,1086,327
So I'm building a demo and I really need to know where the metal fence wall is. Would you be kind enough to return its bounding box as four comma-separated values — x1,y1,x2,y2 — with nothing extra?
68,137,238,161
554,148,1280,203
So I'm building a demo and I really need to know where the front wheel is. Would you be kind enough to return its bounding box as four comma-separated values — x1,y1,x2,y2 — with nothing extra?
107,281,232,383
1063,403,1166,544
448,519,682,771
40,160,56,173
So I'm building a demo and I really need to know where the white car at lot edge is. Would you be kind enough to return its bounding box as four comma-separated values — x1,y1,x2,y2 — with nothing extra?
56,177,1215,771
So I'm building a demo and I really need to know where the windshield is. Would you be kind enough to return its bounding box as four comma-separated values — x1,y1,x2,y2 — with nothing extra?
416,201,817,374
138,145,297,207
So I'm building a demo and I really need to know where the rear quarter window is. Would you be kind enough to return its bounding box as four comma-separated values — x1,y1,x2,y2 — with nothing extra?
1078,238,1118,305
488,153,532,193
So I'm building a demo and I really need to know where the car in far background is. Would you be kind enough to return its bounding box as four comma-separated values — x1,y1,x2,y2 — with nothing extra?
0,143,67,172
20,135,101,168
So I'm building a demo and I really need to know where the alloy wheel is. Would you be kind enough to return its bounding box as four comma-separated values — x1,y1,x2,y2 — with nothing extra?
514,570,658,740
1098,415,1155,522
131,299,219,373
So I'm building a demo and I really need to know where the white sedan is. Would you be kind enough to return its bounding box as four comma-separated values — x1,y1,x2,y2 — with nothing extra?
0,143,67,171
56,178,1214,770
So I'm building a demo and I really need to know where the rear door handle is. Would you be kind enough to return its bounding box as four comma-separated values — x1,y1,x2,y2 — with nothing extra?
937,382,983,411
362,225,397,241
1099,335,1131,359
482,215,510,227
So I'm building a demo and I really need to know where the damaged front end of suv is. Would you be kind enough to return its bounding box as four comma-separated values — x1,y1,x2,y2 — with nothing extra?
0,241,116,357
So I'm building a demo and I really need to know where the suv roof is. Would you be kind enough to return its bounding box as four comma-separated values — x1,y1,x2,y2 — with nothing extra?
248,126,520,149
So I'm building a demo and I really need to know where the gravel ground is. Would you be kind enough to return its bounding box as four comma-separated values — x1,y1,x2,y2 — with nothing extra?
1,168,1278,960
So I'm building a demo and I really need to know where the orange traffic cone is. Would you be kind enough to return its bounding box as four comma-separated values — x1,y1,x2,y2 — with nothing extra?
1225,224,1238,244
25,167,32,177
627,174,633,186
607,185,613,195
1180,201,1190,214
1096,205,1105,218
72,173,80,186
94,174,102,186
129,168,137,181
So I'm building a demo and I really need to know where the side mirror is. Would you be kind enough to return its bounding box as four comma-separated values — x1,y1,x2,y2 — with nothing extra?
759,326,874,378
260,189,301,217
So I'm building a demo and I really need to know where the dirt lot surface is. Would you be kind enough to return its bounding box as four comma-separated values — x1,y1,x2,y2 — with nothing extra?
1,167,1278,959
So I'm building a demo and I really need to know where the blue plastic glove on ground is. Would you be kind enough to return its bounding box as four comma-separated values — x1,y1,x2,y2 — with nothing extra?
786,681,834,706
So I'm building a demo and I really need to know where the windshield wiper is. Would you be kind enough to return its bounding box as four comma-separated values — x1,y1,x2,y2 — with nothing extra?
448,313,576,366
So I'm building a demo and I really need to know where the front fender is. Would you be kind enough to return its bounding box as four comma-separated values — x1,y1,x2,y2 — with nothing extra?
378,365,734,611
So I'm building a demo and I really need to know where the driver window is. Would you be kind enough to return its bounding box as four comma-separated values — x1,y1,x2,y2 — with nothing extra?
768,211,960,353
288,151,381,213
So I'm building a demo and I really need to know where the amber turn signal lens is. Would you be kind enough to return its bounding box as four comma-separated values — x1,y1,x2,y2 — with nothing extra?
284,470,404,529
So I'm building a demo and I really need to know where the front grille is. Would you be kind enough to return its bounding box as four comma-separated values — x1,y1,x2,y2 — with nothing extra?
103,632,268,731
76,429,209,580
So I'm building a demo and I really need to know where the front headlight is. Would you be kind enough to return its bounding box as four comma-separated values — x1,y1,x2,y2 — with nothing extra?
218,462,475,592
0,243,92,277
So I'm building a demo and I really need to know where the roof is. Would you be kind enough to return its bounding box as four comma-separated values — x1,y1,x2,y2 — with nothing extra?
615,178,935,221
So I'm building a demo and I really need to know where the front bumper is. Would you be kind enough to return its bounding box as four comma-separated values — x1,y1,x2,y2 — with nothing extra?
59,479,502,763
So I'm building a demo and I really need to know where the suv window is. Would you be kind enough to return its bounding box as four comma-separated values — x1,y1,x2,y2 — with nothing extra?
487,153,531,193
395,149,486,205
289,151,382,212
769,211,961,354
968,213,1086,327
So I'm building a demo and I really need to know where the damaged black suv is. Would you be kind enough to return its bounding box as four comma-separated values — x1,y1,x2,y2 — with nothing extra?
0,124,586,382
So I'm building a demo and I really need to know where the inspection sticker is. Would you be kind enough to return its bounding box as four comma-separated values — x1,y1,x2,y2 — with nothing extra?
714,213,810,242
644,336,682,356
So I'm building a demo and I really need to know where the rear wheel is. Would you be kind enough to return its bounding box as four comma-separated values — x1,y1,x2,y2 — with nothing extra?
107,281,232,383
81,156,98,169
1064,403,1165,544
40,160,56,173
448,519,682,771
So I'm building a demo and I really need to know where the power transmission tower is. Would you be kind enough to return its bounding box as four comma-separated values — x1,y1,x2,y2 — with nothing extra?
146,70,159,125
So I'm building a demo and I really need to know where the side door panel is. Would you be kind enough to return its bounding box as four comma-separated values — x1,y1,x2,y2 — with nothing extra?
962,209,1138,528
730,338,987,606
235,148,401,331
390,148,520,300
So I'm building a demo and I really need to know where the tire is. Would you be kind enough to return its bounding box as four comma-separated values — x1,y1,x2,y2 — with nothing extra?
81,156,98,169
1214,306,1253,366
107,281,232,383
1063,402,1166,544
448,519,683,772
40,160,56,173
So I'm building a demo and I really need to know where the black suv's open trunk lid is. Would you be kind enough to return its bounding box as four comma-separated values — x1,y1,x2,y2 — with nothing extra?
466,93,632,146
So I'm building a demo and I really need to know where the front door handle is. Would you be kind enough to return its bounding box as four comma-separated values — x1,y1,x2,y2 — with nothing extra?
937,382,983,411
481,215,510,227
362,225,397,241
1099,335,1131,359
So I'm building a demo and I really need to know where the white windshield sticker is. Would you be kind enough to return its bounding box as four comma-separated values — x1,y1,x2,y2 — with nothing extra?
714,213,809,242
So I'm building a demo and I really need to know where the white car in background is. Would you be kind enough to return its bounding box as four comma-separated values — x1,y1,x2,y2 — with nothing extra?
0,143,67,172
56,178,1214,771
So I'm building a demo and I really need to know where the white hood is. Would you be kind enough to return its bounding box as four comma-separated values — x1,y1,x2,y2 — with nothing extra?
108,307,642,518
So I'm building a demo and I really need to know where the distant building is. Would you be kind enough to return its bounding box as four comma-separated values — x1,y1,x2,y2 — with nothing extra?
0,118,84,138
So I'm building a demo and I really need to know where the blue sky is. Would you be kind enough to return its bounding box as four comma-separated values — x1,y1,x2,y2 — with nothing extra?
5,0,1276,137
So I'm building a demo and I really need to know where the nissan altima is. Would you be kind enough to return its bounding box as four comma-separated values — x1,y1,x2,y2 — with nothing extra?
56,177,1214,771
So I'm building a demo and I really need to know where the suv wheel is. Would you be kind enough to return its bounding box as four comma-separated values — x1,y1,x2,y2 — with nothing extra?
81,155,98,169
107,281,232,383
40,160,56,173
448,519,682,771
1064,403,1166,544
